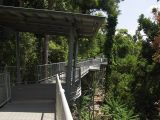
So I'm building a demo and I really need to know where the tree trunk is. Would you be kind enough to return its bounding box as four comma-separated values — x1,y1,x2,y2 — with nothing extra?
104,14,118,94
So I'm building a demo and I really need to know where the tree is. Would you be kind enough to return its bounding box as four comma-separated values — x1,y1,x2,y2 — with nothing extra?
101,29,141,119
131,12,160,119
137,14,158,63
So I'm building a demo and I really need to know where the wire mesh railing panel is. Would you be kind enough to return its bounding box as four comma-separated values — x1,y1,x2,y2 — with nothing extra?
6,66,24,84
78,58,107,76
36,58,107,83
4,66,37,85
37,62,67,83
0,72,11,107
70,67,81,100
0,67,5,73
36,57,107,99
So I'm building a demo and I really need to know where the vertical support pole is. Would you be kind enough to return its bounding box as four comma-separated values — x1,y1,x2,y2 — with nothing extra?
66,27,75,99
15,32,21,84
44,35,49,80
5,69,8,100
8,71,11,100
37,35,43,64
40,38,43,65
44,35,49,64
72,37,78,83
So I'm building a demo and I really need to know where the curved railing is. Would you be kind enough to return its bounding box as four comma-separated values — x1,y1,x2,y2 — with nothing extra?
37,57,107,100
56,74,73,120
37,58,107,82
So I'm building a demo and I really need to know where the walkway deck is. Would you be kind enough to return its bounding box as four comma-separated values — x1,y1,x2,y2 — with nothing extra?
0,100,55,120
0,58,107,120
0,84,56,120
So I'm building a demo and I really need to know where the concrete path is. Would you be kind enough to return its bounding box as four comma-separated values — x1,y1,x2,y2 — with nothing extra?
0,84,56,120
0,100,55,120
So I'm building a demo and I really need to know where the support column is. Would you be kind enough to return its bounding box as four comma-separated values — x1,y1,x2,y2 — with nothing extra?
44,35,49,80
44,35,49,64
15,32,21,84
66,27,75,99
37,35,43,64
72,37,78,83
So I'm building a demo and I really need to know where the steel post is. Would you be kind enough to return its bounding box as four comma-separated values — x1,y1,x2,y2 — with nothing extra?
72,32,78,83
15,32,21,84
66,27,75,100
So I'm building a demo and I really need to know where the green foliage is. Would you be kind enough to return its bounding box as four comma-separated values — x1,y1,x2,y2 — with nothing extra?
19,33,38,82
131,58,160,119
0,31,16,65
48,37,68,62
126,14,160,119
113,55,137,73
107,29,141,98
80,95,90,120
138,14,159,41
102,98,139,120
113,29,136,59
20,33,38,66
78,32,105,59
24,0,45,8
104,29,142,119
141,41,155,63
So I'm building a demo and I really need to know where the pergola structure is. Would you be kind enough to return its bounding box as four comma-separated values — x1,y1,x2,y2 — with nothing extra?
0,5,105,98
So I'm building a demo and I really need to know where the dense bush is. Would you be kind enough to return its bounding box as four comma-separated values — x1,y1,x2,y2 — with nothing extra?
102,98,139,120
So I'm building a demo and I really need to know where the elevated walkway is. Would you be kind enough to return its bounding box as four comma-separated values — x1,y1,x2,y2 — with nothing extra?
0,5,105,120
0,58,107,120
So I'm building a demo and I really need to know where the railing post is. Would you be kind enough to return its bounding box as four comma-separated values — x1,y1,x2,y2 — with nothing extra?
5,69,8,101
8,72,11,100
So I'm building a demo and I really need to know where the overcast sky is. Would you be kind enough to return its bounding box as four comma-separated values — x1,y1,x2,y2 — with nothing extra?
117,0,160,35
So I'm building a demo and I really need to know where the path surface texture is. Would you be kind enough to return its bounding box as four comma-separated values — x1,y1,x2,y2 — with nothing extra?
0,84,55,120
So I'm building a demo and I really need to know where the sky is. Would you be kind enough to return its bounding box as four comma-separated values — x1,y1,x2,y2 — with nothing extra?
117,0,160,35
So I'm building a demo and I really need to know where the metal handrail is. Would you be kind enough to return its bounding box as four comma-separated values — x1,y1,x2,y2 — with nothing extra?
36,58,107,83
56,74,73,120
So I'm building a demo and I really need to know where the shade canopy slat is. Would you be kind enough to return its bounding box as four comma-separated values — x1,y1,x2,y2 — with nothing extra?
0,5,105,38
